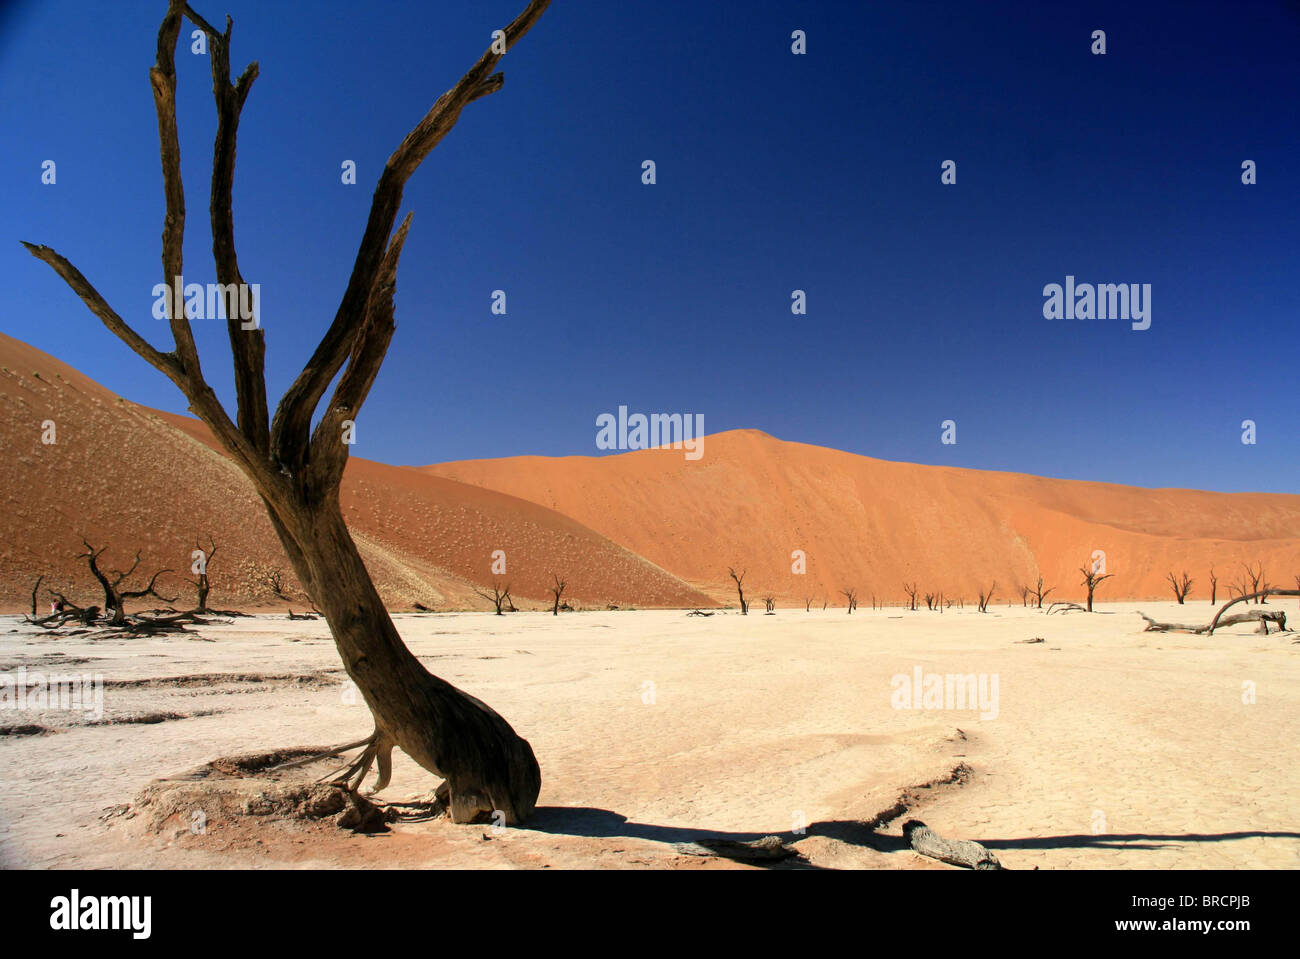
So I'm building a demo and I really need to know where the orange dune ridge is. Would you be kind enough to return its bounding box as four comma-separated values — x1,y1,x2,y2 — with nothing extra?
0,333,709,612
423,430,1300,607
2,331,1296,613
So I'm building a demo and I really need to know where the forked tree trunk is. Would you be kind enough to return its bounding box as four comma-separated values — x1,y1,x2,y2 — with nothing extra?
23,0,553,826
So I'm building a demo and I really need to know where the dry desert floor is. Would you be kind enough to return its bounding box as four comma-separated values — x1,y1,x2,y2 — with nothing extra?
1,602,1297,870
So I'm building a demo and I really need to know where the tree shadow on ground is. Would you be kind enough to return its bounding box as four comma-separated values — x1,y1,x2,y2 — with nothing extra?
520,806,905,869
521,808,1300,865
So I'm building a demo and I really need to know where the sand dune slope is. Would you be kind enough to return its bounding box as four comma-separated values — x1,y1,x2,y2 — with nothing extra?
0,334,710,612
424,430,1300,606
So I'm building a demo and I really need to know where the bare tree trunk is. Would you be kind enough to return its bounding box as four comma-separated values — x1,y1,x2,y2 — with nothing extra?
270,495,539,823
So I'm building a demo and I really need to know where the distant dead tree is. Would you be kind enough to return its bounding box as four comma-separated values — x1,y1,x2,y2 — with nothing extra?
1242,562,1265,604
548,574,567,616
1028,576,1055,609
1017,584,1030,607
840,587,859,613
1079,564,1113,612
473,581,513,615
976,581,997,613
728,567,749,614
923,591,936,611
1208,566,1217,605
762,595,776,614
804,596,812,612
24,0,550,823
261,567,291,602
1166,570,1193,605
902,582,919,611
29,575,43,617
191,535,218,613
79,539,175,626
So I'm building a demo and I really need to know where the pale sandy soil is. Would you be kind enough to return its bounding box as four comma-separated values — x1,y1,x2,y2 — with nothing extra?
1,602,1296,870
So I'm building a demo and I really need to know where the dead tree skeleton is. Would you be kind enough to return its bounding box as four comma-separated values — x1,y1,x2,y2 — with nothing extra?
728,567,749,614
472,581,513,616
1166,570,1193,605
548,574,567,616
1079,564,1113,612
79,539,175,626
24,0,551,824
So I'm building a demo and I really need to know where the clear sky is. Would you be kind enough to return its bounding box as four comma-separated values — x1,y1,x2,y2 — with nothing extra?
3,1,1297,492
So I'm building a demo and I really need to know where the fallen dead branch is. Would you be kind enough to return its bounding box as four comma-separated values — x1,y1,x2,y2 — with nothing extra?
903,819,1003,870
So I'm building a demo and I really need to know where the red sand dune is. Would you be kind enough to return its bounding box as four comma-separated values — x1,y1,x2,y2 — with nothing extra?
3,331,1297,613
0,333,709,612
423,430,1300,607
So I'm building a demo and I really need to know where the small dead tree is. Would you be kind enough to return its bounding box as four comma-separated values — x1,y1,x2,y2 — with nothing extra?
840,587,858,613
762,595,776,614
191,535,218,613
79,539,175,626
473,581,513,615
1208,566,1217,605
1018,584,1030,607
728,567,749,614
976,581,997,613
548,574,567,616
923,591,936,611
1242,562,1265,603
902,582,919,611
1166,570,1193,605
29,575,43,617
804,596,812,612
1028,575,1055,609
1079,564,1113,612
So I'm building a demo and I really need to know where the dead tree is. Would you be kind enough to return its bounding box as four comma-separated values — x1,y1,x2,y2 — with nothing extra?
1079,564,1113,612
473,581,513,616
1239,562,1266,603
1208,566,1217,605
840,587,858,613
728,567,749,614
976,581,997,613
79,539,175,626
1165,570,1193,605
29,576,43,617
1028,575,1055,609
1208,588,1300,635
192,535,218,613
548,574,567,616
1017,584,1030,607
24,0,550,824
902,582,919,611
923,591,936,611
804,596,812,612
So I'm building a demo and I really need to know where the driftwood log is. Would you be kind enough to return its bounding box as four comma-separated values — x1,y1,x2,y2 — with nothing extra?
1208,589,1300,635
903,819,1003,870
1140,609,1287,634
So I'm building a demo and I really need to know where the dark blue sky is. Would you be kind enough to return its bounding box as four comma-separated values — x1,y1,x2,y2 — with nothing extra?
4,1,1297,492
